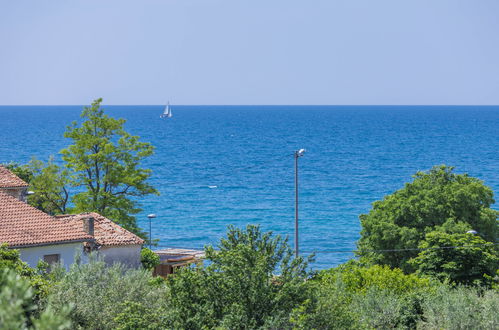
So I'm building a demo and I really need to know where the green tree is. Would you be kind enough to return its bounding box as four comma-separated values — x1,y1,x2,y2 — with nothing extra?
410,232,499,286
166,225,313,329
60,98,158,236
357,165,498,272
5,159,70,215
27,157,70,215
140,248,160,270
4,162,33,183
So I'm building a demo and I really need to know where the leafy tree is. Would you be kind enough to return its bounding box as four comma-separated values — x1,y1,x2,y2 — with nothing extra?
4,159,70,215
60,98,158,236
140,248,160,270
4,161,33,183
410,232,499,286
27,157,70,215
166,225,313,329
357,165,498,272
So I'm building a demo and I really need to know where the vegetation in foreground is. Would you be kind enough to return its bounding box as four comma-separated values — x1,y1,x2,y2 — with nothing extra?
1,223,498,329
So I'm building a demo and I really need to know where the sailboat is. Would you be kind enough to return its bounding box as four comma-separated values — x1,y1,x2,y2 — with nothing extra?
160,102,173,118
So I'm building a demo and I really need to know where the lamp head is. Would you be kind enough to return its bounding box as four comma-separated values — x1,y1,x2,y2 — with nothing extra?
147,214,157,219
296,149,306,157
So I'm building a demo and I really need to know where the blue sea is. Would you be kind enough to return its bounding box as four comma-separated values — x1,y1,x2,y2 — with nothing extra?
1,105,498,269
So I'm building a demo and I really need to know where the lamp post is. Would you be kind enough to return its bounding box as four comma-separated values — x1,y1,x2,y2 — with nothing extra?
147,214,156,249
294,149,306,258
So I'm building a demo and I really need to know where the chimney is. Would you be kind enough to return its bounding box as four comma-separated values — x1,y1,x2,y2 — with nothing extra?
83,217,95,236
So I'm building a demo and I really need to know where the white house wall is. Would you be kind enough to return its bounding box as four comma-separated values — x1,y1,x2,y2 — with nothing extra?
18,242,83,269
99,244,142,268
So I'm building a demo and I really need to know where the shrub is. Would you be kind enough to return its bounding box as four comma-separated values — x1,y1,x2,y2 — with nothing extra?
418,285,499,329
140,247,160,270
0,268,71,329
47,256,168,329
410,232,499,286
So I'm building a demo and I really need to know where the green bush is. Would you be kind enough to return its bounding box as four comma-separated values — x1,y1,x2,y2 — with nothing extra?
0,244,53,309
291,262,435,329
47,256,168,329
318,261,431,294
418,285,499,329
0,268,71,329
140,247,160,270
410,232,499,286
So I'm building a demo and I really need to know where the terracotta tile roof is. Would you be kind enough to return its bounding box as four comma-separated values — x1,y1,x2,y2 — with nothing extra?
0,165,29,188
56,212,145,247
0,191,93,247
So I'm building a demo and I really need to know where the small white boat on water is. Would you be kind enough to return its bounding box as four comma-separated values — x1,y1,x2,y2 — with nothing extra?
160,102,172,118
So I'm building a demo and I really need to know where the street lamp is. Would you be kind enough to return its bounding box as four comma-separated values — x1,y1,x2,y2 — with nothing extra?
294,149,306,258
147,214,157,249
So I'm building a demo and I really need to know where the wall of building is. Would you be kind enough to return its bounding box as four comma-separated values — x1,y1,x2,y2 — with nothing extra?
18,242,83,269
0,187,26,201
99,244,142,268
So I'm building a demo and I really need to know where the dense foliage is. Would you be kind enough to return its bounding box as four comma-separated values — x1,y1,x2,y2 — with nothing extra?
2,222,499,329
2,162,498,328
410,231,499,286
165,225,313,329
47,256,168,329
357,165,498,276
140,247,160,270
61,98,158,236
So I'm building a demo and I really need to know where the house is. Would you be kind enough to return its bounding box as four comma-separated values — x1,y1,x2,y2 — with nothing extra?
0,165,29,201
56,212,144,268
0,165,144,269
0,190,94,269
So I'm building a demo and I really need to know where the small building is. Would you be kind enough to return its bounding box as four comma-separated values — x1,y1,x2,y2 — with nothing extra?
0,165,144,269
153,248,205,277
0,190,93,269
57,212,145,268
0,165,29,201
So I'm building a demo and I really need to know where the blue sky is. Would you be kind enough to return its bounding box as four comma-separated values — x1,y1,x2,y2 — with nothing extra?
1,0,498,105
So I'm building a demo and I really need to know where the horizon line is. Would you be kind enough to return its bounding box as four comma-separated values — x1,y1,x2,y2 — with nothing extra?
1,104,499,107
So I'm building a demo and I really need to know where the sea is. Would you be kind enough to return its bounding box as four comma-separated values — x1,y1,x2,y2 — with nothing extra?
0,105,498,269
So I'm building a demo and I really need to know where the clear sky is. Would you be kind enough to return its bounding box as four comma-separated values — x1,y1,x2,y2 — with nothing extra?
1,0,498,105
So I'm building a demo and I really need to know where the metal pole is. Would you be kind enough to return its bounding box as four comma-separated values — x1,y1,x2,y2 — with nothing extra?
295,151,299,258
149,217,152,249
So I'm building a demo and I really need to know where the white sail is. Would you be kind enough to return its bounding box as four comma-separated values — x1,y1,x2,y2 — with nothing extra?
160,102,172,118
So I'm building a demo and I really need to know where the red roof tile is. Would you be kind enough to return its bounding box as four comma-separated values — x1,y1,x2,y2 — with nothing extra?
56,212,144,247
0,191,93,247
0,166,29,188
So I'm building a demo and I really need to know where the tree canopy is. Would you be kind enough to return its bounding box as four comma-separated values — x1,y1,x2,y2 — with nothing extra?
60,98,158,235
357,165,498,275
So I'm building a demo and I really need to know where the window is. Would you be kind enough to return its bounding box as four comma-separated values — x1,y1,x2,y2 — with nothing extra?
43,254,60,266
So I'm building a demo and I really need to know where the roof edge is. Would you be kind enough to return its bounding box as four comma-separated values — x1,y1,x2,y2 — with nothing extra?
9,238,95,249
